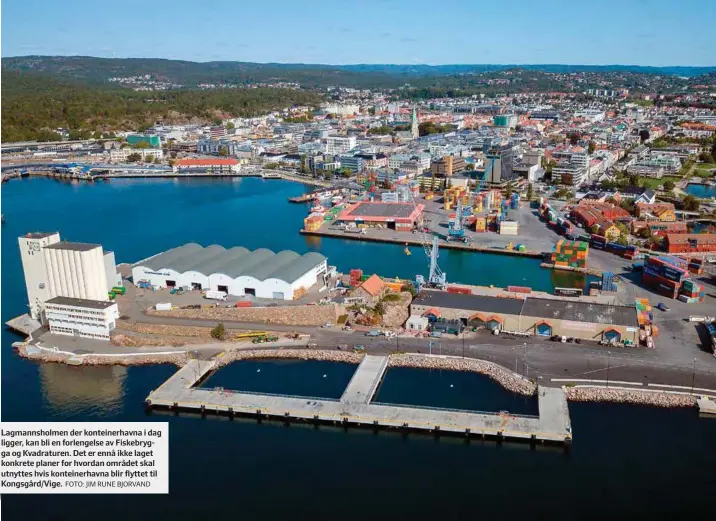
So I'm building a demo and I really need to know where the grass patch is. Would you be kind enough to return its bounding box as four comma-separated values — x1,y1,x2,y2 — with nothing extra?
337,314,348,325
381,294,402,303
640,176,681,189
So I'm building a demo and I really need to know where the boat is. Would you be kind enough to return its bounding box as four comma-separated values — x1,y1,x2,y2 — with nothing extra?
404,244,411,255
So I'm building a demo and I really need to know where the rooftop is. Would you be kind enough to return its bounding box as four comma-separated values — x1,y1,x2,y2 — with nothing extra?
521,298,638,327
44,242,102,252
22,232,57,240
412,291,526,316
135,243,326,283
339,201,424,221
46,296,116,310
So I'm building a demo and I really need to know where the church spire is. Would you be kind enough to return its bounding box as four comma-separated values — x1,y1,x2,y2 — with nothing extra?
411,106,419,138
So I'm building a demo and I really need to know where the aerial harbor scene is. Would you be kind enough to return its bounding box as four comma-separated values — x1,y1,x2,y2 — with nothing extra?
2,0,716,519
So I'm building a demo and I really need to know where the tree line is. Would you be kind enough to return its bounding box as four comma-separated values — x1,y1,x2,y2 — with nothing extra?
1,71,324,142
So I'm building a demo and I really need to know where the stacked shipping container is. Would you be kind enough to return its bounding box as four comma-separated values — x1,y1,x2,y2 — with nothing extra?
551,240,589,269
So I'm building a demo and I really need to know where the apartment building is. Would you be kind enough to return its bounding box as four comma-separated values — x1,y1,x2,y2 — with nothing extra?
430,155,466,177
109,148,164,163
326,136,357,156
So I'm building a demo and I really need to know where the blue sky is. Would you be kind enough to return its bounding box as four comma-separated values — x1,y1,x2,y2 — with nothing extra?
2,0,714,65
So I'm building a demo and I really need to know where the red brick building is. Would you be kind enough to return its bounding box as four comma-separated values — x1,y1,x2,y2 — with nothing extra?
665,233,716,253
572,202,630,228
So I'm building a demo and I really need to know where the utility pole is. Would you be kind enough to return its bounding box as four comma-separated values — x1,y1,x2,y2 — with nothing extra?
523,342,528,379
429,339,432,355
462,332,465,359
691,357,697,395
606,351,611,389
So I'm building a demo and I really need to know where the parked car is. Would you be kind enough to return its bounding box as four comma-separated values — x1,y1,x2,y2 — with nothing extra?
321,322,333,328
365,330,381,337
342,325,352,331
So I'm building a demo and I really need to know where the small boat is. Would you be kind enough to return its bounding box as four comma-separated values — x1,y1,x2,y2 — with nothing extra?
404,245,411,256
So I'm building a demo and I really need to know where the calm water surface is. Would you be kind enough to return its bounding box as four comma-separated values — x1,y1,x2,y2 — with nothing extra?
685,183,716,198
2,177,716,520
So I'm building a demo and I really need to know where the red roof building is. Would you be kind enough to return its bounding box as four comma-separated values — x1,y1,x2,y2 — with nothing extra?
665,233,716,253
337,202,423,231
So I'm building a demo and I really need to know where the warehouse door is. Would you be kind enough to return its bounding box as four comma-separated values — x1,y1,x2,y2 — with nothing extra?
486,320,501,331
191,282,202,290
245,288,256,296
387,221,396,230
218,285,229,293
166,280,176,288
536,323,552,337
272,292,285,299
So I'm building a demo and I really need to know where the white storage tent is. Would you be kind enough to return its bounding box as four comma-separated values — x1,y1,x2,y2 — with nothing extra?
132,244,327,300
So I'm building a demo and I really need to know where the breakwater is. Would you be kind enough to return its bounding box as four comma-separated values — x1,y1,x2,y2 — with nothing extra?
16,343,189,367
388,354,536,395
566,386,697,408
215,348,364,367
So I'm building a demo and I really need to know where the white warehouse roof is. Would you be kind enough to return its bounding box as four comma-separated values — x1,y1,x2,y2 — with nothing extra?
134,243,326,283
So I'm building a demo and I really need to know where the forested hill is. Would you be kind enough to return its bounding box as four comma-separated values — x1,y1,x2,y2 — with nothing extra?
3,56,715,88
1,71,324,142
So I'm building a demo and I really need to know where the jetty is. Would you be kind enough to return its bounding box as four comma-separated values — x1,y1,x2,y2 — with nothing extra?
697,397,716,418
300,228,544,258
146,354,572,444
5,313,41,336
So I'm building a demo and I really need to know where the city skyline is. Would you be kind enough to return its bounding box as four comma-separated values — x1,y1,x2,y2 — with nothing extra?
2,0,715,66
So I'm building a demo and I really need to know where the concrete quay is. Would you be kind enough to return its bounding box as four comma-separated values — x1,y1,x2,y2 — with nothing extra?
299,228,544,258
146,354,572,444
697,397,716,418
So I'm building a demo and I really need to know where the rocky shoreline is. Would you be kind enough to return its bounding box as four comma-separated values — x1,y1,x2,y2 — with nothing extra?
565,386,697,408
16,344,189,367
388,354,537,396
215,348,364,367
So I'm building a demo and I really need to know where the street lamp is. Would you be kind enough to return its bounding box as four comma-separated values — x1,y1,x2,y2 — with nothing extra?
462,331,465,359
606,351,611,389
523,342,528,379
691,357,697,395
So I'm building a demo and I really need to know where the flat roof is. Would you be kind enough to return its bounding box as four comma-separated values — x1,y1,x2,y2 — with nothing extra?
22,232,57,239
521,298,638,327
412,291,526,316
339,202,424,222
44,242,102,252
46,296,116,309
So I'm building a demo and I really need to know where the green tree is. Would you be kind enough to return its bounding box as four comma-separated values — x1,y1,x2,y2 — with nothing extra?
465,163,475,171
374,302,385,317
419,176,427,193
264,162,278,170
226,121,235,129
588,141,596,154
218,146,228,157
134,141,150,149
526,183,533,201
505,185,513,198
616,234,629,246
663,180,675,191
127,153,142,162
342,167,352,178
210,323,226,341
683,195,700,212
153,156,162,164
591,224,600,235
637,227,652,239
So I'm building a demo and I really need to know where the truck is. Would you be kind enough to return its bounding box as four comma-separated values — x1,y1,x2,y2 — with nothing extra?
204,290,227,301
382,331,397,338
365,330,381,337
111,286,126,295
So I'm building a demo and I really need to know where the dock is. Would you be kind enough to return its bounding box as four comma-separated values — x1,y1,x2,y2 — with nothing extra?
697,397,716,418
300,228,544,258
5,313,41,336
146,354,572,444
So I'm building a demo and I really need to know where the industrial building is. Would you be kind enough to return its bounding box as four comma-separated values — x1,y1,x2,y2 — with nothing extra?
409,290,639,344
44,297,119,341
18,232,121,321
132,244,328,300
18,232,121,340
336,202,424,231
485,145,516,184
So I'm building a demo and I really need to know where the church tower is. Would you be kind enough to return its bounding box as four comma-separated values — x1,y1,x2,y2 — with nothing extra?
411,107,419,138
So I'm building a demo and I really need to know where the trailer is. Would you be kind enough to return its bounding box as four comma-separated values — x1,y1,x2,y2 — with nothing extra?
204,290,228,301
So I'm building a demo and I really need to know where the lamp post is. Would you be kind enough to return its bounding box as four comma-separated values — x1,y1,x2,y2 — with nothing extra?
606,351,611,389
523,342,528,379
462,331,465,359
691,357,697,395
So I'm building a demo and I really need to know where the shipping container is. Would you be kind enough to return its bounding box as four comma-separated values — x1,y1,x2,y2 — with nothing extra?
507,285,532,294
235,301,252,308
155,302,172,311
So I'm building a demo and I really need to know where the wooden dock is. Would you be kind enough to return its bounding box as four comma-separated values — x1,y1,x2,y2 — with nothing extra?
146,355,572,444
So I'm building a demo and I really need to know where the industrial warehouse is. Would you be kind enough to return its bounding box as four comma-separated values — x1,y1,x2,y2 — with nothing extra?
132,243,328,300
336,201,424,231
409,290,640,344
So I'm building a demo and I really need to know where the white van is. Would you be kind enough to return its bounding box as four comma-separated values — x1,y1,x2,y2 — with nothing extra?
204,290,228,301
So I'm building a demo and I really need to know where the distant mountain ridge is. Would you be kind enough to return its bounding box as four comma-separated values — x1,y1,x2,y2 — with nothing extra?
3,56,715,88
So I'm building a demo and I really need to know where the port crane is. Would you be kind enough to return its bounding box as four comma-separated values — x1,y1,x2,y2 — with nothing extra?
406,184,447,291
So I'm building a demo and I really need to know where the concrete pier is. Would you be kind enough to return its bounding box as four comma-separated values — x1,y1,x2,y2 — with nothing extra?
340,355,388,405
5,313,41,336
697,397,716,418
146,354,572,444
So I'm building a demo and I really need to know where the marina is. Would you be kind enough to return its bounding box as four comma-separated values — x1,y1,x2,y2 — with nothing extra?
146,355,573,444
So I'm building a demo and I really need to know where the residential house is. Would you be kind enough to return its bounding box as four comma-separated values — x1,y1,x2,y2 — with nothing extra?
635,202,676,222
351,274,386,305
